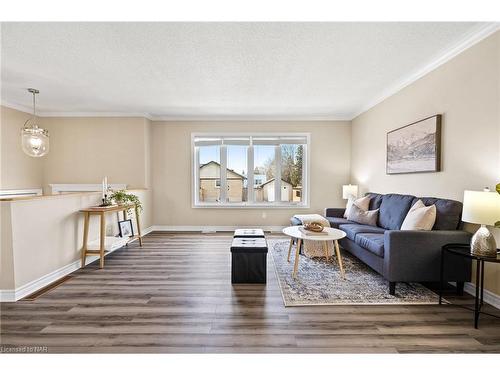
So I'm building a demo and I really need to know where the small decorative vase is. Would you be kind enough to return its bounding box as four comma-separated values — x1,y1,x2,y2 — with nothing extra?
471,225,497,257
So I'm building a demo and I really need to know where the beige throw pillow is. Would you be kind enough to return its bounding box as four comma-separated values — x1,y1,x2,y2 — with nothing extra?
346,204,379,226
400,200,437,231
344,196,370,219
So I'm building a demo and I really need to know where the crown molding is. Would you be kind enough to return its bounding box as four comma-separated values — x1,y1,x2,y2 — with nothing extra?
0,101,351,121
0,101,154,120
148,113,352,122
352,22,500,119
1,100,33,115
41,111,154,120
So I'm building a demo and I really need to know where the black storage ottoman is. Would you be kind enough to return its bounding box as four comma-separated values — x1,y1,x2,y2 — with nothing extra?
230,237,268,284
233,228,265,238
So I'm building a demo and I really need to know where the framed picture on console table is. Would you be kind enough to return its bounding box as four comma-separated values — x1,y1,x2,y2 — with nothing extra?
386,114,442,174
118,219,134,238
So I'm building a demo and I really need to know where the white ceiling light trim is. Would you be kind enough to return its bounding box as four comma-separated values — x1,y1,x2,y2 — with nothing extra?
352,22,500,119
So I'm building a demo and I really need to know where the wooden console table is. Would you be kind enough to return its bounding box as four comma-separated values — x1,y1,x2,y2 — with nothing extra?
80,204,143,268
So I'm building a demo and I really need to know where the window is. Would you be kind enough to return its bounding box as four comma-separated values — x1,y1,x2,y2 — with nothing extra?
198,144,220,202
226,145,248,202
281,144,304,204
193,134,309,207
253,144,275,202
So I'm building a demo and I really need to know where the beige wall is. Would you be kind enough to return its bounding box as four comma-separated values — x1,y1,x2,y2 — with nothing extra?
351,31,500,295
0,106,44,189
152,121,351,227
0,107,153,194
39,116,152,193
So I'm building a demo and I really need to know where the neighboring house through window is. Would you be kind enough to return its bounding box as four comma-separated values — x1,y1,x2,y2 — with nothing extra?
193,134,309,207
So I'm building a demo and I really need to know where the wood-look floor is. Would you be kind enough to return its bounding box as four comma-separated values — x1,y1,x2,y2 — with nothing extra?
1,232,500,353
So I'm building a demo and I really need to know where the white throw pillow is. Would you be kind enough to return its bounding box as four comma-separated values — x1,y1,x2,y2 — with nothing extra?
400,200,437,231
344,196,370,219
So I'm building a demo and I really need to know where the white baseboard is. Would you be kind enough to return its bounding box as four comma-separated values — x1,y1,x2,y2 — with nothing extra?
449,281,500,310
1,259,84,302
140,225,155,236
0,290,16,302
463,282,500,310
0,225,154,302
150,225,285,233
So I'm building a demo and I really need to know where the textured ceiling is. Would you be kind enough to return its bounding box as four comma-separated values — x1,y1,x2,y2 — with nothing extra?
0,22,494,120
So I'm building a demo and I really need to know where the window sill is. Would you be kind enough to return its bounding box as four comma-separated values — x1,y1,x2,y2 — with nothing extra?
193,202,310,209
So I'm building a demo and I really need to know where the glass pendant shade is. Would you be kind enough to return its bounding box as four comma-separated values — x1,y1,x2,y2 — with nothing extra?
21,122,49,157
21,88,49,157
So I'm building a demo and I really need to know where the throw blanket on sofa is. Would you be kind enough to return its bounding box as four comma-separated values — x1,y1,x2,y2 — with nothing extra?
293,214,333,258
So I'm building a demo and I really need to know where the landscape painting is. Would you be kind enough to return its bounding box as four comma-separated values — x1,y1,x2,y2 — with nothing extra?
387,115,441,174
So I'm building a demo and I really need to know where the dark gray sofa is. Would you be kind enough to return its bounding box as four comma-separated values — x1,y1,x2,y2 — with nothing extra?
291,192,472,295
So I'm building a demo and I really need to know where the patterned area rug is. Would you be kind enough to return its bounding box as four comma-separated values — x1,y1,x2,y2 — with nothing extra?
270,240,440,306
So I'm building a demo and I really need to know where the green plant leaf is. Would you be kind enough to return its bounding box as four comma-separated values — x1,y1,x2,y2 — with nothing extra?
496,183,500,195
495,221,500,228
109,190,143,214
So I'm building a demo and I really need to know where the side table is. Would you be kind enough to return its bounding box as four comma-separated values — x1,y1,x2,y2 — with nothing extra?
440,243,500,328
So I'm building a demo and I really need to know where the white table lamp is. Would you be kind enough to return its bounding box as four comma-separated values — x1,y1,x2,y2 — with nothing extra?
342,184,358,199
462,189,500,257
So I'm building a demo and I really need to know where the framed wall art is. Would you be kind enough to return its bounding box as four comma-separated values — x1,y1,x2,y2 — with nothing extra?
386,114,442,174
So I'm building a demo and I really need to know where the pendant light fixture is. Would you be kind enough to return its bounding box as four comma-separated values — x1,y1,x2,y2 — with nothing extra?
21,88,49,157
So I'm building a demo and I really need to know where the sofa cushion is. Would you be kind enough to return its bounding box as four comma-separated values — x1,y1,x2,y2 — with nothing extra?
378,193,415,230
355,233,385,257
365,192,384,210
326,217,354,229
412,197,463,230
338,223,386,241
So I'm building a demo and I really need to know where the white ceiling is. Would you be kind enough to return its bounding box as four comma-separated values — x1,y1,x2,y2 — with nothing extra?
1,22,497,120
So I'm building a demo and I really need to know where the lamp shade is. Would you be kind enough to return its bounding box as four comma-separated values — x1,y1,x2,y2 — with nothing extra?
462,190,500,226
342,184,358,199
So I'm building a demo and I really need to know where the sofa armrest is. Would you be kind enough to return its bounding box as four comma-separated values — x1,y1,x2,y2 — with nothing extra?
324,208,345,218
383,230,472,282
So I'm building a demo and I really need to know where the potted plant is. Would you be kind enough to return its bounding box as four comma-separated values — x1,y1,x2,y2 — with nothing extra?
109,190,143,215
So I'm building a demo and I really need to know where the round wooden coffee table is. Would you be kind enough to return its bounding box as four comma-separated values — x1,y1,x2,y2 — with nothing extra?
282,226,347,278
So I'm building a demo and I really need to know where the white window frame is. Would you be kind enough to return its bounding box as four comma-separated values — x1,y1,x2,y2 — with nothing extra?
192,133,310,208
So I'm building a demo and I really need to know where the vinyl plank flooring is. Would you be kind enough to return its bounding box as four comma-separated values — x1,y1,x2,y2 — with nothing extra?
1,232,499,353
